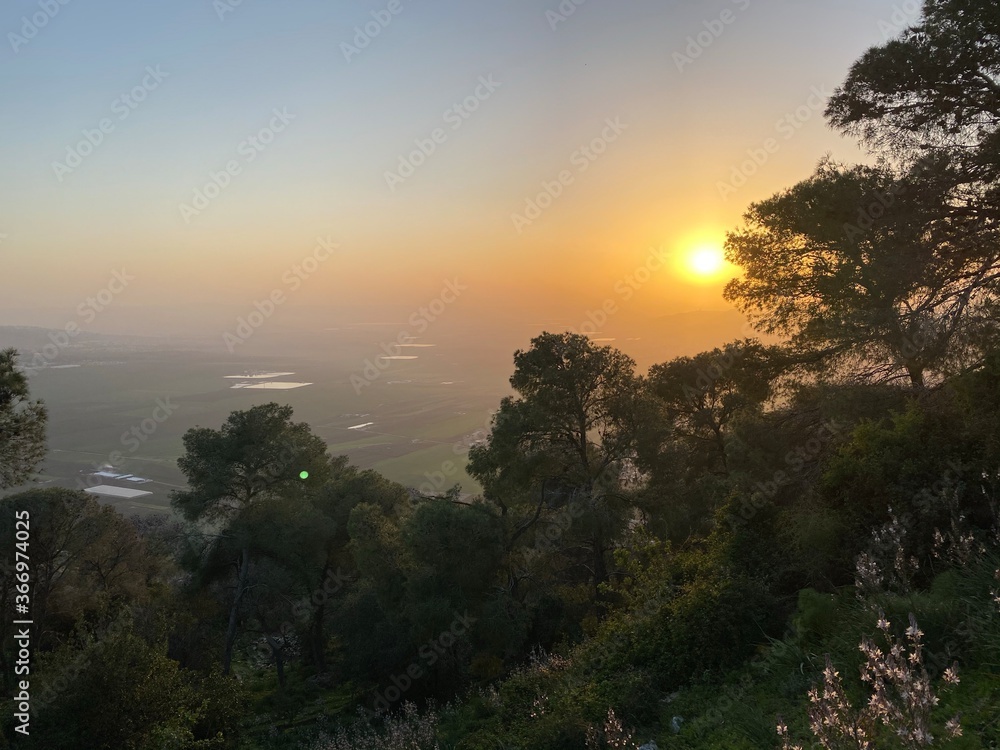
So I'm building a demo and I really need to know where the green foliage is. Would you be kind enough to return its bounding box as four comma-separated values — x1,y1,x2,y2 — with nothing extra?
463,331,644,665
402,499,504,628
0,348,47,488
635,340,784,542
792,588,839,645
171,403,334,676
820,390,997,585
26,618,246,749
172,402,331,523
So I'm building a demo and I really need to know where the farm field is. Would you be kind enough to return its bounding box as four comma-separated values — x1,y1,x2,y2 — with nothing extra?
1,326,508,514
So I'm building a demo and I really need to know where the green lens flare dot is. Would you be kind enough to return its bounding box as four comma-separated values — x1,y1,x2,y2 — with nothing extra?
299,471,309,480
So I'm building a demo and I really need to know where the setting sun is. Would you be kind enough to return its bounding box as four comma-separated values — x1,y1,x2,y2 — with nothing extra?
690,246,725,276
678,242,731,283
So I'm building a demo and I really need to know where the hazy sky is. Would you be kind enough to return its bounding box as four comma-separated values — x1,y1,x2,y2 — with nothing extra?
0,0,915,337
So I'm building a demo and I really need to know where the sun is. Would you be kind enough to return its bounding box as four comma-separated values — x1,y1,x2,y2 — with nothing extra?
690,246,725,275
683,243,728,282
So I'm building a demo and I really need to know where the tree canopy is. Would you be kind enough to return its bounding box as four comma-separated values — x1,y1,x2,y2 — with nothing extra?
0,348,47,489
724,159,1000,386
828,0,1000,206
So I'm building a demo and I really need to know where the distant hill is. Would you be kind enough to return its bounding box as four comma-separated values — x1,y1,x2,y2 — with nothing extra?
0,326,211,361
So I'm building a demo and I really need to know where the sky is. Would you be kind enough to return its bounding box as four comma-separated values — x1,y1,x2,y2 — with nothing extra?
0,0,917,339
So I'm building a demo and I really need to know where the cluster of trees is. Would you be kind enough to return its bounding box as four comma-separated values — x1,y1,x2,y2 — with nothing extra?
2,2,1000,747
2,328,998,746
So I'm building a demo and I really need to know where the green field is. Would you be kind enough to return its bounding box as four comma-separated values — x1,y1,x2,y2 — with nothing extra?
3,331,507,513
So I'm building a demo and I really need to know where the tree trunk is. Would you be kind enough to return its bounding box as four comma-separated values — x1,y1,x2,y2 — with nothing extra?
711,422,729,473
592,532,608,598
906,362,926,389
309,603,327,672
264,632,286,687
223,546,250,675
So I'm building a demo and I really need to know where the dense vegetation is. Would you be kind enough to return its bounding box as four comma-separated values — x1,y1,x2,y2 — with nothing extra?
3,2,1000,747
